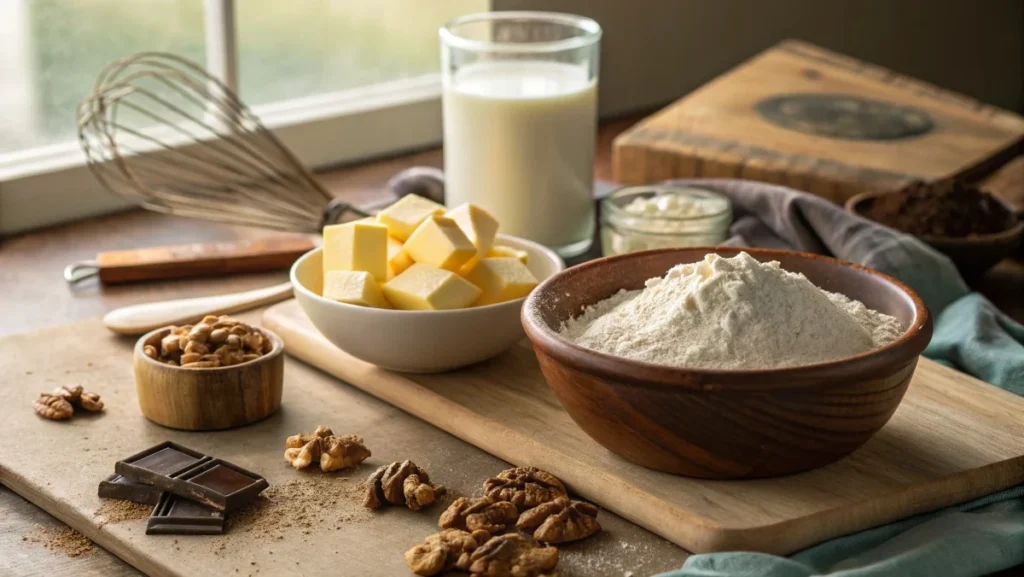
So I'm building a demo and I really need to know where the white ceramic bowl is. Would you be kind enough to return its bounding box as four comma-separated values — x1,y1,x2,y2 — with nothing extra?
291,234,565,372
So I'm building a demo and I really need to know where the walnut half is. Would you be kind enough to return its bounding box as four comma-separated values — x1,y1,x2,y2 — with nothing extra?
455,533,558,577
283,426,370,472
33,393,73,421
404,528,490,576
483,467,567,511
321,434,372,472
439,496,520,534
364,460,445,511
517,496,601,543
33,385,103,421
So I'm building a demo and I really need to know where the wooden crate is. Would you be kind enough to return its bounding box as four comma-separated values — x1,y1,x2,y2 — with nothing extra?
613,40,1024,204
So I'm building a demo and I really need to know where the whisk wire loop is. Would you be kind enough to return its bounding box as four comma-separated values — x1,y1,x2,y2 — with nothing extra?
78,52,336,232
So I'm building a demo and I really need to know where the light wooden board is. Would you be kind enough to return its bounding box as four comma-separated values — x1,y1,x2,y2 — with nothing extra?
0,312,685,577
263,299,1024,555
612,40,1024,203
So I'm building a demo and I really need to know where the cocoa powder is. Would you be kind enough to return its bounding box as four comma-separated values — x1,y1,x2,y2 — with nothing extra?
864,180,1013,237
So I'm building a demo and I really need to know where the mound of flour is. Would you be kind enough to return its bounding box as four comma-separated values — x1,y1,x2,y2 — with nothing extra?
560,252,903,370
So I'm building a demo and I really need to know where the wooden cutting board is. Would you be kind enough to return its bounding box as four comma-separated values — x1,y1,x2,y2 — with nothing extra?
0,313,686,577
263,299,1024,555
613,40,1024,204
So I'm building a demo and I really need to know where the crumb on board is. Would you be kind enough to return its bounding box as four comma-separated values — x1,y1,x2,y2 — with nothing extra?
93,499,150,527
226,477,371,542
22,524,94,558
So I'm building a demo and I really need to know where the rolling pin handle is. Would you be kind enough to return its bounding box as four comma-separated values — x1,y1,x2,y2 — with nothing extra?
63,260,100,283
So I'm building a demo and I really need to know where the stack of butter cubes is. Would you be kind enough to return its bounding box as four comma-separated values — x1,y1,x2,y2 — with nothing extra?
321,194,538,310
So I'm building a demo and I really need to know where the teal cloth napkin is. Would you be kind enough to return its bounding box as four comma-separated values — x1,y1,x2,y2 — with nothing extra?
926,293,1024,394
653,180,1024,577
661,489,1024,577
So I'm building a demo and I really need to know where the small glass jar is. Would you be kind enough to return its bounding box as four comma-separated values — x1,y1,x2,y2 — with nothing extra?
600,185,732,256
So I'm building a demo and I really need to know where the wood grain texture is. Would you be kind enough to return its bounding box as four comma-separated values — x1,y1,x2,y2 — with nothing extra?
0,488,143,577
523,247,932,479
133,328,284,430
980,154,1024,213
0,312,686,577
263,299,1024,555
612,40,1024,203
93,235,316,284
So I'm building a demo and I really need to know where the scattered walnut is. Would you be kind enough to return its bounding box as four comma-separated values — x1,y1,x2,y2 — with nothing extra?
147,315,271,368
439,496,520,534
517,497,600,543
483,467,567,511
455,533,558,577
364,460,445,511
34,393,73,421
283,426,370,472
78,391,105,412
52,385,84,402
321,434,372,472
404,528,490,576
33,385,103,420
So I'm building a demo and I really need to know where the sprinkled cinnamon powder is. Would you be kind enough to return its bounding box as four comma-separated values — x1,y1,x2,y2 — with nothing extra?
94,499,151,527
22,524,94,558
228,477,372,539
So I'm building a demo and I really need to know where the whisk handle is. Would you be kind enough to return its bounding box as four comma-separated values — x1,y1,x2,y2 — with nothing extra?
68,236,316,284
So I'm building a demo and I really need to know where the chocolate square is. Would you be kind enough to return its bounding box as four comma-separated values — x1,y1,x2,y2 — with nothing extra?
146,493,225,535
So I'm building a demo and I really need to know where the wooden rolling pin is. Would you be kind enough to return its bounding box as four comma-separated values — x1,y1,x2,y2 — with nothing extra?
65,235,316,284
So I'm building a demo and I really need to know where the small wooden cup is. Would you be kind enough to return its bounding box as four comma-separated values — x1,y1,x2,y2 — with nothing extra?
133,327,284,431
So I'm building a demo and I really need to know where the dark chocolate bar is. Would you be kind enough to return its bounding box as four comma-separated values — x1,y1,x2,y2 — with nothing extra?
146,492,225,535
115,441,211,483
98,473,163,505
116,442,267,512
172,458,269,512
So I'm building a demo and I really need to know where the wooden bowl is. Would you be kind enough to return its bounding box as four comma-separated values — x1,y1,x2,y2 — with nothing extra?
845,189,1023,280
521,247,932,479
133,327,284,431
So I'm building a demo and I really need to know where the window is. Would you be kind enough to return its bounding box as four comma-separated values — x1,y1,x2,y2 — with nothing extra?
0,0,487,233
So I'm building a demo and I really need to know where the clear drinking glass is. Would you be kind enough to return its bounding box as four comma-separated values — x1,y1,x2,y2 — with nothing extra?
440,12,601,257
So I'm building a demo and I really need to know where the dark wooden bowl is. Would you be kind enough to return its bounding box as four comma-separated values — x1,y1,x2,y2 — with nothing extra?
521,247,932,479
845,189,1023,280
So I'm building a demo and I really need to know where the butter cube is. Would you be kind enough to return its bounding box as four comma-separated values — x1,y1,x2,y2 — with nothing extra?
376,194,446,241
383,263,482,310
446,203,499,273
387,235,414,279
322,221,388,281
464,258,538,306
323,270,391,308
486,245,529,265
403,216,477,272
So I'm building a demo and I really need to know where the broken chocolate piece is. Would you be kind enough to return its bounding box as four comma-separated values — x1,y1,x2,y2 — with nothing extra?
116,441,209,480
98,473,162,505
146,493,225,535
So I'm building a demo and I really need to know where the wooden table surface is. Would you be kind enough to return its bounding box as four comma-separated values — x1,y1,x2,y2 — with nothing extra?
1,117,1021,577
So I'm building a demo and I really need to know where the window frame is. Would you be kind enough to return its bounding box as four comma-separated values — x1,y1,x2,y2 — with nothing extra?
0,0,450,235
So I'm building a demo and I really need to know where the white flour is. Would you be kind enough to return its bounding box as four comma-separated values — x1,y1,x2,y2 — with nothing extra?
560,252,903,370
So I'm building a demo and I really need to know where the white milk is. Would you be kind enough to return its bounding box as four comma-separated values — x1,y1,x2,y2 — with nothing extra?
443,61,597,251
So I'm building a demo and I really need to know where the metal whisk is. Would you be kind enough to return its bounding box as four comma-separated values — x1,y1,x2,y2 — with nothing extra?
77,52,443,232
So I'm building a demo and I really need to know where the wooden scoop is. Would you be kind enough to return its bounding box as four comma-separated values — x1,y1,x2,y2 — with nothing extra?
103,282,294,335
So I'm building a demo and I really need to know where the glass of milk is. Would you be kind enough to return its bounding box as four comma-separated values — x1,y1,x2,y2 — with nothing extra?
440,12,601,257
